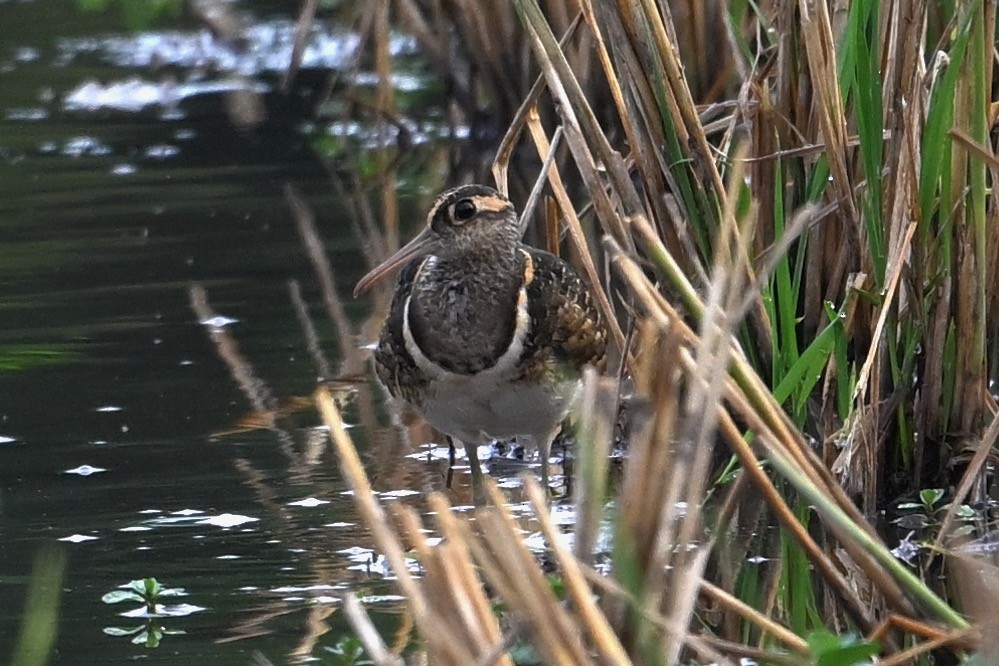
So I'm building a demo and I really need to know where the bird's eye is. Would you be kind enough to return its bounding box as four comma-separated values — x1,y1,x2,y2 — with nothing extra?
453,199,476,222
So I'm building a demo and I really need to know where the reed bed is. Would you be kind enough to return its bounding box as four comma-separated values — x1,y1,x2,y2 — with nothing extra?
312,0,999,663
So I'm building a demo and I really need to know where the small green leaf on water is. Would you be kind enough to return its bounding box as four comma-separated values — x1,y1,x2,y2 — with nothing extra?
101,591,145,604
893,513,930,530
955,504,977,519
952,525,976,539
919,488,945,508
325,636,374,665
103,626,142,636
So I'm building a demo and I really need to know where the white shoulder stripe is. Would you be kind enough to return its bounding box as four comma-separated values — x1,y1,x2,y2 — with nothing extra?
489,250,533,374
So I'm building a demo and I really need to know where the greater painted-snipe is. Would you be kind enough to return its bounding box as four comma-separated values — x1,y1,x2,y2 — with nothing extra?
354,184,608,494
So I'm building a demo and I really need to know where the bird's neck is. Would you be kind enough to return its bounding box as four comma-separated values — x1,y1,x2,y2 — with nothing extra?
407,245,524,374
433,243,520,283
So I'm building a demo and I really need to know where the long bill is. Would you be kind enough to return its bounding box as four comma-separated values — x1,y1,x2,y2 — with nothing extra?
353,226,439,297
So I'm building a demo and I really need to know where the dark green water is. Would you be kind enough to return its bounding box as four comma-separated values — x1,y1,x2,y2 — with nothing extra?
0,2,480,662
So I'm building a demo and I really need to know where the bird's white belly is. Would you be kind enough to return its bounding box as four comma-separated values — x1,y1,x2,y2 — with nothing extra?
419,373,576,445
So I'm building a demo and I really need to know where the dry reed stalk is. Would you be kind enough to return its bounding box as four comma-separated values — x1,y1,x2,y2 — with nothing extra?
699,581,809,656
606,240,883,630
876,629,979,666
949,551,998,660
630,203,900,549
630,221,949,626
522,110,626,351
946,3,984,436
867,612,977,650
342,595,403,666
280,0,317,93
513,0,637,238
316,387,479,664
696,635,801,666
667,1,737,102
393,500,513,664
523,478,630,663
491,11,582,197
880,1,931,486
633,0,729,206
472,482,594,664
613,321,690,655
593,0,725,283
797,0,857,222
321,380,642,663
572,370,617,565
394,0,584,172
835,221,917,512
654,147,752,663
285,184,357,373
518,123,563,235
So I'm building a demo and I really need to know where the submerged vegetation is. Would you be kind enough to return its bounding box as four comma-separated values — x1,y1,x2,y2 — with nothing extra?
308,0,999,663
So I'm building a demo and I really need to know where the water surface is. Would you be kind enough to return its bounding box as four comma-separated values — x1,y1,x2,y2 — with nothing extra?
0,2,468,662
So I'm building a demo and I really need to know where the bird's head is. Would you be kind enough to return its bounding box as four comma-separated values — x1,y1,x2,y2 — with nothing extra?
353,184,520,297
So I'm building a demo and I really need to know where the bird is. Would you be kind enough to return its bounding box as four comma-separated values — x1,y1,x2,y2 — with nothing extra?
353,184,609,496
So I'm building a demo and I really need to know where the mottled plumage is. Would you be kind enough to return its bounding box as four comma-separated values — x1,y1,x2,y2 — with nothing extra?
375,247,607,399
355,184,608,493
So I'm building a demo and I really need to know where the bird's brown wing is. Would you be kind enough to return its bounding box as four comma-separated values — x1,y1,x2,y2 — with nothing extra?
518,247,608,382
373,258,429,405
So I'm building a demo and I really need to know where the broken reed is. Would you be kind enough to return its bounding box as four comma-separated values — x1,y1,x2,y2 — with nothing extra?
315,0,999,662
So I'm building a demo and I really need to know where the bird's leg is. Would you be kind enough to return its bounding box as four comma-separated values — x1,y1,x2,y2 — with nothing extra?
562,438,574,500
538,435,552,498
538,423,566,501
466,441,485,505
445,436,456,489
